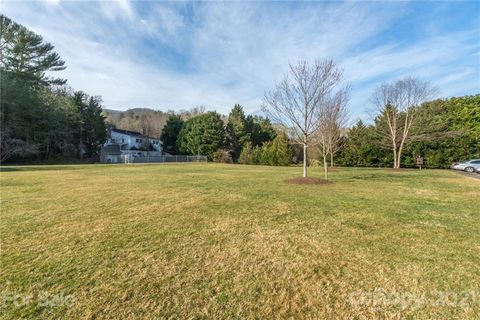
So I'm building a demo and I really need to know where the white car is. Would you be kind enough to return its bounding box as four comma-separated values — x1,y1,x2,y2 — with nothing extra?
451,159,480,173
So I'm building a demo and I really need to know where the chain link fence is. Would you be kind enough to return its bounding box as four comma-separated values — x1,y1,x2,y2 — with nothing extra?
117,154,207,164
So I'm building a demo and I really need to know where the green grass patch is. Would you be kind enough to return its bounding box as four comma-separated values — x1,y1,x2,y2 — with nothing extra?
1,164,479,319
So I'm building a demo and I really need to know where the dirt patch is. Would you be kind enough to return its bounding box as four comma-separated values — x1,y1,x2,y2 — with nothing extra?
285,177,330,185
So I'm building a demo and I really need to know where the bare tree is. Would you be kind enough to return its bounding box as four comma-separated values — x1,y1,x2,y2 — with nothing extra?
327,90,349,168
315,89,349,180
372,77,435,169
262,60,344,177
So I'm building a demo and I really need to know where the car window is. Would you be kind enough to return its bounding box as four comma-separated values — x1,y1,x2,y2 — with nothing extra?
471,160,480,164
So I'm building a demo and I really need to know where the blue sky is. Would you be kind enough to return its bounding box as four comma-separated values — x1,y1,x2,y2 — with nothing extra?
4,0,480,121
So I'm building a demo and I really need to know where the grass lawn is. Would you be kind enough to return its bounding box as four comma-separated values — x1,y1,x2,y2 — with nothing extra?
1,164,479,319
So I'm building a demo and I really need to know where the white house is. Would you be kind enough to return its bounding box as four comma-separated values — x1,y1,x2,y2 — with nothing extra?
105,128,162,152
100,128,163,163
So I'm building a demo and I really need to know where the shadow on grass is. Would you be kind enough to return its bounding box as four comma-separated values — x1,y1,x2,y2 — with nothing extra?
285,177,331,185
335,172,425,182
0,165,85,172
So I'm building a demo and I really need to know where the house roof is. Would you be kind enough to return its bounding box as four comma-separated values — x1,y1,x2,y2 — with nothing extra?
111,128,161,141
111,128,144,137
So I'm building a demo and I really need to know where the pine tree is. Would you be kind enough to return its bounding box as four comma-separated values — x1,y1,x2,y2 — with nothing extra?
71,91,107,158
238,141,252,164
177,112,225,160
1,15,66,86
245,115,276,147
225,104,249,162
160,114,184,154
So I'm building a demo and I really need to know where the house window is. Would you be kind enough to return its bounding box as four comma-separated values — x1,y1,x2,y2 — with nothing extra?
111,138,116,143
122,138,124,143
136,138,142,143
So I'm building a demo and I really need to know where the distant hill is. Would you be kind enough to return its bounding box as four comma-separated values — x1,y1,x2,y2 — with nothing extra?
102,106,209,138
102,108,122,118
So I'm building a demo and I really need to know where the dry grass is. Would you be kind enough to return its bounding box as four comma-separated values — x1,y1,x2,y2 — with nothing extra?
1,164,479,319
284,177,330,185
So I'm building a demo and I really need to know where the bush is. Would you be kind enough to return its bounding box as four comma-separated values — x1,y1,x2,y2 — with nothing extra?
176,112,225,160
212,149,233,163
239,133,292,166
238,142,252,164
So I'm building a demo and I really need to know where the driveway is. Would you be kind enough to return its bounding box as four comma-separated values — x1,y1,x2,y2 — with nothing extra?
456,170,480,180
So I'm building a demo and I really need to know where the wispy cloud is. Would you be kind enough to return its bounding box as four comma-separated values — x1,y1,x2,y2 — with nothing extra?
3,1,479,118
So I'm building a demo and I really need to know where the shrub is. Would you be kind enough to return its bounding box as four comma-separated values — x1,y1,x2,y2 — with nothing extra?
238,142,252,164
212,149,233,163
239,133,292,166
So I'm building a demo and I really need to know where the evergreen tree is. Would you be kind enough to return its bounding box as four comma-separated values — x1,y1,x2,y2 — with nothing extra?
0,15,66,86
238,141,252,164
238,132,292,166
336,95,480,168
71,91,107,158
177,112,225,160
225,104,249,162
336,120,389,167
1,71,45,161
269,132,293,166
0,16,107,163
245,115,276,147
402,95,480,167
160,114,184,154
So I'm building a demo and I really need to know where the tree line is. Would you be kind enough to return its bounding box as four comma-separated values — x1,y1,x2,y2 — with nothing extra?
336,95,480,169
261,59,479,178
2,15,477,170
0,16,291,165
1,15,106,163
159,104,293,165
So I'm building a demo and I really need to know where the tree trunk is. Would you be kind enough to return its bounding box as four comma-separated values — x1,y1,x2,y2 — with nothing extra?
397,131,409,169
45,139,50,160
330,152,334,168
303,143,308,177
396,149,402,169
392,142,397,169
323,154,328,180
80,125,83,160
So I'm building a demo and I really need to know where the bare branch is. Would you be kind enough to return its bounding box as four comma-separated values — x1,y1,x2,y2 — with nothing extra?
262,59,344,177
371,77,436,168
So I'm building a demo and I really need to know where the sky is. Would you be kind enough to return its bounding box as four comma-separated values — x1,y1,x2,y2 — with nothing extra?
3,0,480,121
